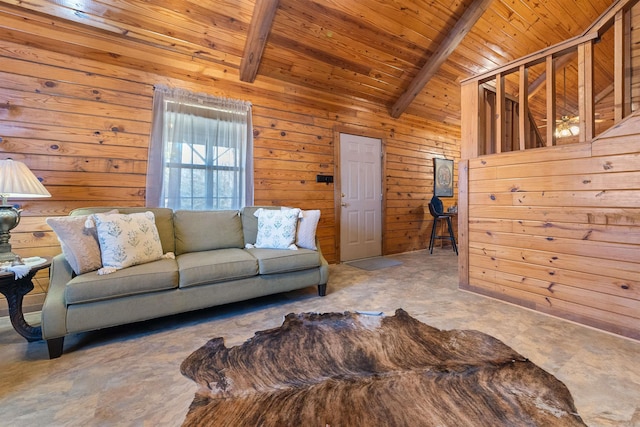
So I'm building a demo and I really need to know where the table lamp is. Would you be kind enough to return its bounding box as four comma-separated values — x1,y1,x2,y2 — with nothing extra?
0,159,51,262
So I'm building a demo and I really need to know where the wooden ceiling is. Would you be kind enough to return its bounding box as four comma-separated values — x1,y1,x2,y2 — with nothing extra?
0,0,617,126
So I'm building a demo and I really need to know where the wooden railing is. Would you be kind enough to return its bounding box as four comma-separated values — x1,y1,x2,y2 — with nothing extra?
479,84,544,153
460,0,639,159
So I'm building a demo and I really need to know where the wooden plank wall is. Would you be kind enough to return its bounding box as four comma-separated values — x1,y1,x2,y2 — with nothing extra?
462,116,640,340
0,37,459,314
631,4,640,109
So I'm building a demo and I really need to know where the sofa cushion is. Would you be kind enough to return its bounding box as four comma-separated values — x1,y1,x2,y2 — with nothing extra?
245,248,321,275
177,248,258,288
65,258,179,304
71,207,175,254
94,211,164,272
174,210,244,255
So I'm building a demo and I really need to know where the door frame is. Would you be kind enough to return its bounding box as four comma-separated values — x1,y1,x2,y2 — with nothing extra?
333,126,387,263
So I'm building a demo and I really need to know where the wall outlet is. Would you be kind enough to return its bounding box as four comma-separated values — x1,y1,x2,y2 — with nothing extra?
316,175,333,183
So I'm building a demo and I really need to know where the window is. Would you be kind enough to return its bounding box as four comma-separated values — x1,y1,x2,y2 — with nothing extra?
146,85,253,210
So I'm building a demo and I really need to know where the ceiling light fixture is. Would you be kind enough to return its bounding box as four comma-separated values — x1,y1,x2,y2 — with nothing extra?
555,68,579,139
555,116,580,138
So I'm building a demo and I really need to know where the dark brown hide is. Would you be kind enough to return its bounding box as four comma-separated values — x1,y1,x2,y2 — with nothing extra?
180,309,585,426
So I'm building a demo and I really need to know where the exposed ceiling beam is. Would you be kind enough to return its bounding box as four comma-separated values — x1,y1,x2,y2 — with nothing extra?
239,0,280,83
390,0,493,118
595,82,615,105
583,0,640,37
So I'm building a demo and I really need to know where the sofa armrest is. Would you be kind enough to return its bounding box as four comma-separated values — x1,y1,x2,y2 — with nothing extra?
41,254,73,339
315,237,329,286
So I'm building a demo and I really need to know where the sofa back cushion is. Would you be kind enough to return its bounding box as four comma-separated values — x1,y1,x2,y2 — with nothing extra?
174,210,244,255
70,207,175,253
240,206,281,246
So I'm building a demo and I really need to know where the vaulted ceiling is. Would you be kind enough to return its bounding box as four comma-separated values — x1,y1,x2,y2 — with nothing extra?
0,0,617,126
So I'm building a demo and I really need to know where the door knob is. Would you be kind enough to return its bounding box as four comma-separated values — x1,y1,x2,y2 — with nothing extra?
341,202,348,207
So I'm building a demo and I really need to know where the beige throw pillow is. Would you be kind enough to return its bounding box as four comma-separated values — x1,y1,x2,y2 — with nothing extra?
281,207,321,250
46,209,118,275
296,210,321,250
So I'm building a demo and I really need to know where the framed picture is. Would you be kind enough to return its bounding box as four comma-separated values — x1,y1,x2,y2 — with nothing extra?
433,158,454,197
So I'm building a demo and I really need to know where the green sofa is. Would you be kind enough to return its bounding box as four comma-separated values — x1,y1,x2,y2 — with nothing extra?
41,206,329,358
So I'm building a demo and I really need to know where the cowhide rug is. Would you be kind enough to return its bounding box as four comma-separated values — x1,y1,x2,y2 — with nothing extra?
180,308,585,426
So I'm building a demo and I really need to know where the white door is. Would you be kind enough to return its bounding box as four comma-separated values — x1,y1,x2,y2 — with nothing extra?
339,133,382,261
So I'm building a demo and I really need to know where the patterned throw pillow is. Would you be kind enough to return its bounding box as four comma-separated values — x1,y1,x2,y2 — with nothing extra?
253,208,301,250
46,210,119,275
94,211,164,273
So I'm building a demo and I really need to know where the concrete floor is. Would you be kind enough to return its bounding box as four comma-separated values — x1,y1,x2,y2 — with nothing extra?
0,249,638,426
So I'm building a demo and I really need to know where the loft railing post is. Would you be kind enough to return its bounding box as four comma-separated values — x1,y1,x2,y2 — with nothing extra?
578,41,595,142
495,73,505,153
614,9,631,122
457,159,469,288
461,81,481,160
545,55,556,146
518,64,528,150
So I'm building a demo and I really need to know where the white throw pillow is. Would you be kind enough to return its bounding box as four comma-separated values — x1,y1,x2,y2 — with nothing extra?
253,208,301,250
94,211,163,273
296,209,321,250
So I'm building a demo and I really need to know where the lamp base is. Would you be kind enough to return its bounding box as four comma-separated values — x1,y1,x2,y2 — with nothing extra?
0,204,21,263
0,249,18,263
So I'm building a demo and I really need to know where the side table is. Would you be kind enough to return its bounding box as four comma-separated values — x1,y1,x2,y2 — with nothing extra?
0,257,51,342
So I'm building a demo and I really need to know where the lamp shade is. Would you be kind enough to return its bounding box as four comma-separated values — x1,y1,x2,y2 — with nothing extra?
0,159,51,203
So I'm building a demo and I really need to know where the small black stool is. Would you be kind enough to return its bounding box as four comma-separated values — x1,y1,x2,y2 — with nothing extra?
428,197,458,255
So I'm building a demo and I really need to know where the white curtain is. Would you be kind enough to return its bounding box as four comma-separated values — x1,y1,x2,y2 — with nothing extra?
146,85,253,210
